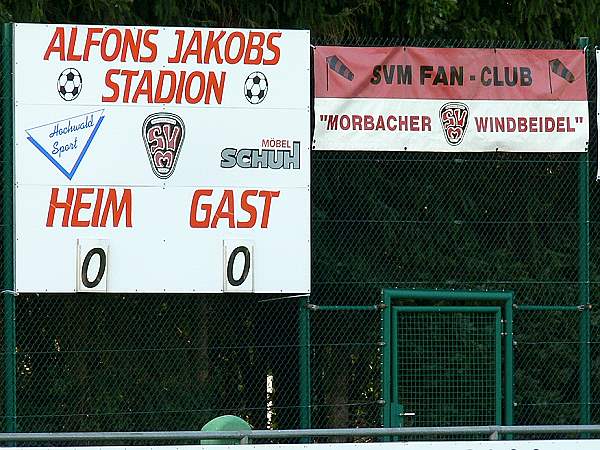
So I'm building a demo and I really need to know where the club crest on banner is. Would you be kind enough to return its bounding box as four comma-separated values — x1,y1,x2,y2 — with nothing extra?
439,102,469,146
25,109,104,180
142,112,185,179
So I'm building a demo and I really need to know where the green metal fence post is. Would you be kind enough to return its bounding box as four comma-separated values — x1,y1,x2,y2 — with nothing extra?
495,310,502,426
381,290,391,428
504,294,513,427
390,307,400,429
299,297,311,431
577,35,590,427
1,22,16,433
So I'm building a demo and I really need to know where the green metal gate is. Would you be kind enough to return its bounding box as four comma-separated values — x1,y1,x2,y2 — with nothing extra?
382,289,514,428
392,306,502,427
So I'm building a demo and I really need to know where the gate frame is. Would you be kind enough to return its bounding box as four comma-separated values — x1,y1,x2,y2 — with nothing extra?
381,289,514,428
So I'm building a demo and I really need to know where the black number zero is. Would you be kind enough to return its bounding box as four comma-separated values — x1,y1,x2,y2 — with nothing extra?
227,246,250,287
81,247,106,289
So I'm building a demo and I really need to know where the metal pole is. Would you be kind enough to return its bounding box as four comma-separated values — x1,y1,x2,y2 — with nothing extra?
381,291,392,428
494,311,502,425
517,305,581,312
577,35,590,427
298,297,311,430
504,294,513,426
313,305,380,311
384,289,512,302
1,22,16,434
0,425,600,442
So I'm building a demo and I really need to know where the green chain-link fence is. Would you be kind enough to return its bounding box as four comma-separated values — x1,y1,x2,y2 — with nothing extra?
393,306,502,427
1,29,599,435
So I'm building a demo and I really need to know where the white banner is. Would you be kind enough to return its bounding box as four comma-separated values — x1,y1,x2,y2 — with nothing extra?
13,23,311,293
315,98,587,152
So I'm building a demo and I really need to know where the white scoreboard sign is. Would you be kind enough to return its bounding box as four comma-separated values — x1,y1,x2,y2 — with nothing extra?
13,23,311,293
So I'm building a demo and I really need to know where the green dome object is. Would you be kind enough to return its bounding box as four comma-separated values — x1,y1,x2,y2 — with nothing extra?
201,415,252,445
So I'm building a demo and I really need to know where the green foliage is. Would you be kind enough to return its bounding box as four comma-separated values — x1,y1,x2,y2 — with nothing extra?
0,0,596,43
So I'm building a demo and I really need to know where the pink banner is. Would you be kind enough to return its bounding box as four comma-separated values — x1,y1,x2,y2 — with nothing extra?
314,47,586,101
313,46,589,152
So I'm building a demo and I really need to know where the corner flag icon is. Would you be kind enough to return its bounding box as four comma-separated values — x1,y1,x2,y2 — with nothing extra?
326,55,354,90
548,58,575,93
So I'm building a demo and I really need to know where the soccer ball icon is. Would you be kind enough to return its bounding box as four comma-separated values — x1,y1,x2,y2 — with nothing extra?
244,71,268,104
57,68,82,101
